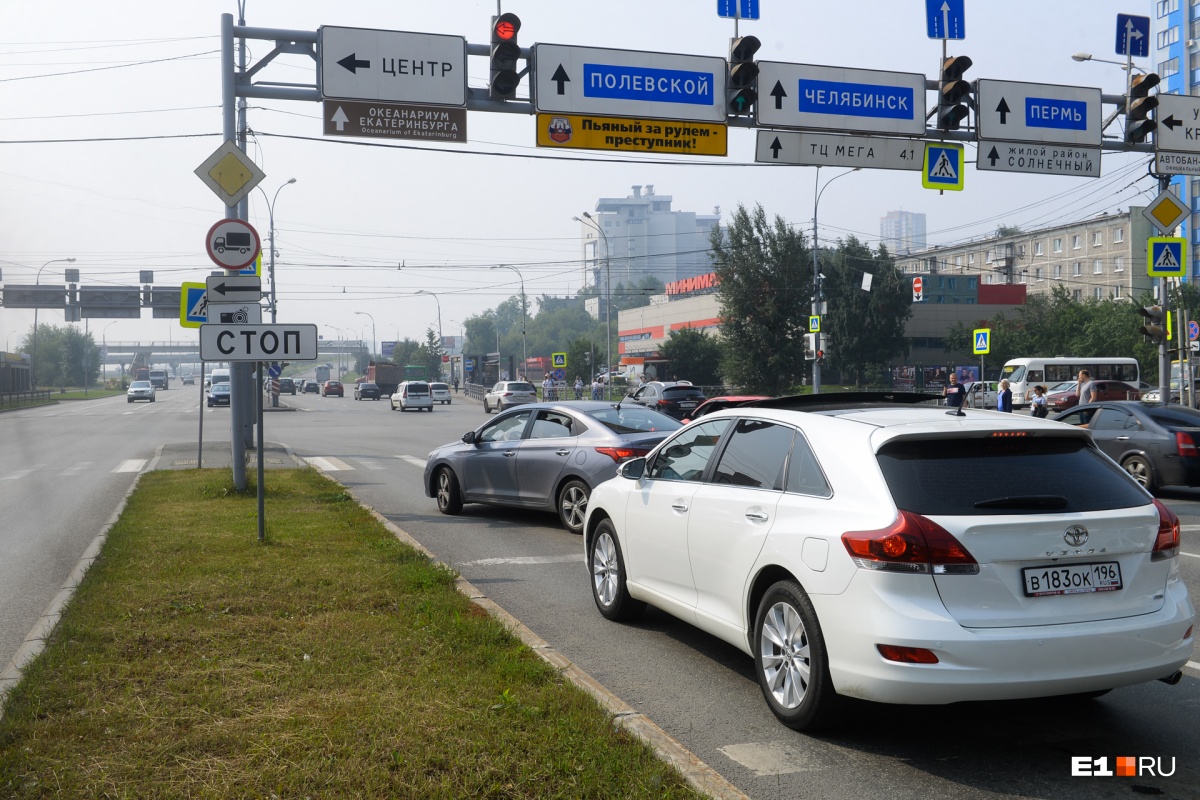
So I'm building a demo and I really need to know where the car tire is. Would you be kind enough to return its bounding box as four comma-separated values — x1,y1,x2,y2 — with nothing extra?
753,579,838,732
150,397,155,402
589,519,645,622
483,401,490,414
557,479,590,535
435,467,463,515
1122,455,1155,491
127,398,132,403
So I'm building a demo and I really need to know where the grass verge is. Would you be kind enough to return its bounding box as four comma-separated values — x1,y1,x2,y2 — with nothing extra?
0,469,699,799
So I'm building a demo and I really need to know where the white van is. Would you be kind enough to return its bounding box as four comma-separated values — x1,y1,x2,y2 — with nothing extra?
391,381,433,412
206,368,230,390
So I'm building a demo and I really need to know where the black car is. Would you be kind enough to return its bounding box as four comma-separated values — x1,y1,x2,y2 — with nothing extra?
1053,401,1200,492
279,377,296,395
302,380,320,394
354,381,382,400
627,381,708,420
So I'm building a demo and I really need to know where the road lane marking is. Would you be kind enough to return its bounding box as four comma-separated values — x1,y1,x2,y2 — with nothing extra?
1187,661,1200,674
304,456,353,472
717,741,827,776
1181,551,1198,559
356,459,387,470
458,555,584,567
59,462,93,476
396,455,427,468
1181,525,1200,532
1,468,41,481
112,460,146,473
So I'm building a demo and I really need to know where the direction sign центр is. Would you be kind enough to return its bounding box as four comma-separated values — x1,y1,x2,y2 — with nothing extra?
755,130,921,170
532,44,726,123
755,62,926,136
976,80,1102,147
319,27,467,107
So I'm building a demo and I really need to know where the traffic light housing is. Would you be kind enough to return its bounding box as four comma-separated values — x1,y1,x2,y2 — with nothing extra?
804,333,817,360
488,13,522,101
727,36,761,116
1126,72,1160,144
938,55,973,131
1139,304,1167,345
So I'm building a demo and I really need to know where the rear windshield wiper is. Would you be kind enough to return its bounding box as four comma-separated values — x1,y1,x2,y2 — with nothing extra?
974,495,1069,510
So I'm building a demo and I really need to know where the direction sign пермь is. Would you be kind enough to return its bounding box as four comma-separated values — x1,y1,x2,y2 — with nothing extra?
755,130,921,170
976,79,1102,147
755,62,926,136
319,27,467,107
200,323,319,362
976,140,1100,178
532,43,726,123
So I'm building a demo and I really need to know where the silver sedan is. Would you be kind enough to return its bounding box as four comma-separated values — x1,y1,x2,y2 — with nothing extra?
423,401,681,534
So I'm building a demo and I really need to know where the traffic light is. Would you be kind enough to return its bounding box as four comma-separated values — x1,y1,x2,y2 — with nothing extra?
938,55,973,131
804,333,817,360
488,13,522,101
727,35,761,116
1125,72,1160,144
1139,304,1167,345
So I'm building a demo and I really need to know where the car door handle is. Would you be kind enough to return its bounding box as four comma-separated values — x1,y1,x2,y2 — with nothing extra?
555,449,571,456
671,501,689,512
1116,436,1130,441
503,451,517,457
745,510,769,522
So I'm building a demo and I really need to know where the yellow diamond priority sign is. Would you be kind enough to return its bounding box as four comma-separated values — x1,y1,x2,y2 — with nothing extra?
1143,191,1189,235
194,140,266,208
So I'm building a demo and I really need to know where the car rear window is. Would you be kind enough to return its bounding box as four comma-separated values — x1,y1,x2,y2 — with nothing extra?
876,435,1148,515
586,406,682,434
431,383,448,391
508,383,534,392
663,387,705,398
1145,405,1200,428
406,382,429,393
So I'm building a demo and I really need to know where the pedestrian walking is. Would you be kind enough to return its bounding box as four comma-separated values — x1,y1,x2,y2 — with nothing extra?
1030,385,1049,418
1076,370,1094,405
574,375,583,400
592,377,603,400
997,379,1013,412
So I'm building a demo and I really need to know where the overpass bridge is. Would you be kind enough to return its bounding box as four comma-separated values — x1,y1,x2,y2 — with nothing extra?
99,339,370,375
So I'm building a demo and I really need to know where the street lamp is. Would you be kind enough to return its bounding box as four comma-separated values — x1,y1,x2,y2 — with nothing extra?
101,321,118,385
489,265,526,376
256,178,297,324
416,290,444,377
32,257,76,389
575,213,611,396
811,167,860,395
1071,52,1146,73
355,311,376,363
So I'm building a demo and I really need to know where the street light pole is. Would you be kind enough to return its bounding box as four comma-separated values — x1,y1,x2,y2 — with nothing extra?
577,213,611,397
256,178,296,324
355,311,376,364
489,265,526,375
102,321,117,386
32,257,76,390
416,290,444,378
811,168,859,395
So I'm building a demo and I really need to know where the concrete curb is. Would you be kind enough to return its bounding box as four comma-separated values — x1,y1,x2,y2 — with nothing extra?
350,491,748,800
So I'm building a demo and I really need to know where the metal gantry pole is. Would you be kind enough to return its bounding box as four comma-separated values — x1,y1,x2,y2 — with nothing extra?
222,12,248,491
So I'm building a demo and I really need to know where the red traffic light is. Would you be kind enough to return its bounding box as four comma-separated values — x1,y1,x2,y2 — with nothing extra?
493,13,520,41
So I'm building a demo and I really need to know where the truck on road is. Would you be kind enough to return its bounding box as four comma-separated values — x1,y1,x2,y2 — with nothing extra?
368,362,402,396
314,364,331,384
148,369,169,390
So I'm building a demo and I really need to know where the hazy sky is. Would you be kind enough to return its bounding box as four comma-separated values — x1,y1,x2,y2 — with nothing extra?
0,0,1161,351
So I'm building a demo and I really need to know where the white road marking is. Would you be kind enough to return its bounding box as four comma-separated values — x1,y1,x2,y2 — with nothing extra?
458,555,584,567
1,468,40,481
58,462,93,476
304,456,353,472
112,460,146,473
356,459,387,470
1187,661,1200,674
1181,551,1199,559
717,741,827,776
396,455,427,468
1180,525,1200,532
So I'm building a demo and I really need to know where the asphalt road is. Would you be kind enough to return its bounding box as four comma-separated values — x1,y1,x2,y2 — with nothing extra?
4,389,1199,799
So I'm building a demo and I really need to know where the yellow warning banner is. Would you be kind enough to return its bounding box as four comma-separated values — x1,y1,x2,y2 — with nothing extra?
536,114,727,156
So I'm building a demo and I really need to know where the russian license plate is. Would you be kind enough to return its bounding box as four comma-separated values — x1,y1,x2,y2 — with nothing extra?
1022,562,1122,597
679,402,697,408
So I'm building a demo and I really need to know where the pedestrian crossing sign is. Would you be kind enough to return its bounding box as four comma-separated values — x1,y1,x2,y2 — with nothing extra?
809,315,820,333
552,352,567,368
1148,237,1186,278
973,328,990,355
922,142,965,191
180,282,207,328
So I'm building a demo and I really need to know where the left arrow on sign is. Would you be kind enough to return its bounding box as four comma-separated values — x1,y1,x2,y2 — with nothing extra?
337,53,370,74
1162,115,1182,131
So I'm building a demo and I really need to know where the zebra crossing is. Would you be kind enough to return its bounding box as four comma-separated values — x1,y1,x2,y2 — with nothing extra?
303,455,427,472
0,459,148,481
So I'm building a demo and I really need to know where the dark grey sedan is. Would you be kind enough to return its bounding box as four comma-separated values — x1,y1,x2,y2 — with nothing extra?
423,401,682,534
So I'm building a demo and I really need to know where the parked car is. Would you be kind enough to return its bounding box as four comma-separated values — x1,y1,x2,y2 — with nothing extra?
681,395,770,424
582,393,1193,731
1052,401,1200,491
391,380,433,412
430,382,452,405
424,401,682,534
181,374,195,386
483,381,537,414
126,380,156,403
301,380,320,394
321,380,344,397
278,377,296,395
354,381,382,401
1048,380,1141,412
627,381,708,420
207,382,231,407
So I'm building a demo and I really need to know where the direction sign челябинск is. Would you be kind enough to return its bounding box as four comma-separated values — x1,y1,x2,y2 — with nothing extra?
755,63,927,136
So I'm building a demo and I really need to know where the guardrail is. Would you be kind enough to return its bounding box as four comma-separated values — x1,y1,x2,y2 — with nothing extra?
0,390,53,410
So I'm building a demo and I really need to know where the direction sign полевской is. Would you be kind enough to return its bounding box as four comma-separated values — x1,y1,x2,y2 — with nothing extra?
200,323,319,362
319,27,467,107
532,43,726,123
755,62,926,136
755,130,921,170
976,79,1102,147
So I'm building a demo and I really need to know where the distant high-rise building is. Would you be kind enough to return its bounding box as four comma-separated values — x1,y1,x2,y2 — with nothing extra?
880,210,927,254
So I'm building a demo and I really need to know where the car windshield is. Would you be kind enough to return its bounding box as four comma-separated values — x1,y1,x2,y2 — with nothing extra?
586,406,682,434
876,435,1148,516
507,383,534,392
212,383,230,391
130,381,151,389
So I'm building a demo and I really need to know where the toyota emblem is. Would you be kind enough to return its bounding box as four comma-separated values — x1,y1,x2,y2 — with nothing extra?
1063,526,1089,547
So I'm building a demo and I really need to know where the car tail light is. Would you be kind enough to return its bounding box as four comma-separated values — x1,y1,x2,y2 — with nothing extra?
502,392,513,397
595,446,649,463
1152,499,1180,561
842,510,979,575
656,399,670,407
1175,432,1198,457
876,644,939,664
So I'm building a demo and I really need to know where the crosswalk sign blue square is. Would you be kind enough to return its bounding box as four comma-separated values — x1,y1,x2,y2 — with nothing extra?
973,328,991,355
1148,237,1186,278
923,143,964,191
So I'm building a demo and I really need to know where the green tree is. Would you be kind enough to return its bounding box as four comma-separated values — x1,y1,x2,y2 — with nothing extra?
422,327,445,379
710,203,811,394
462,313,497,358
659,326,724,386
22,323,100,387
821,237,911,384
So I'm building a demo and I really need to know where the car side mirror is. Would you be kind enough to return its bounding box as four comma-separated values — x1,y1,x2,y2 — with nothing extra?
461,431,477,445
619,457,646,479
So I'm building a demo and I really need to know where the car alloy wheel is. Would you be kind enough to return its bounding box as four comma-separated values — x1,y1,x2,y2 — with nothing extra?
435,467,462,515
754,580,837,731
589,520,645,622
1122,455,1154,491
558,479,590,535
